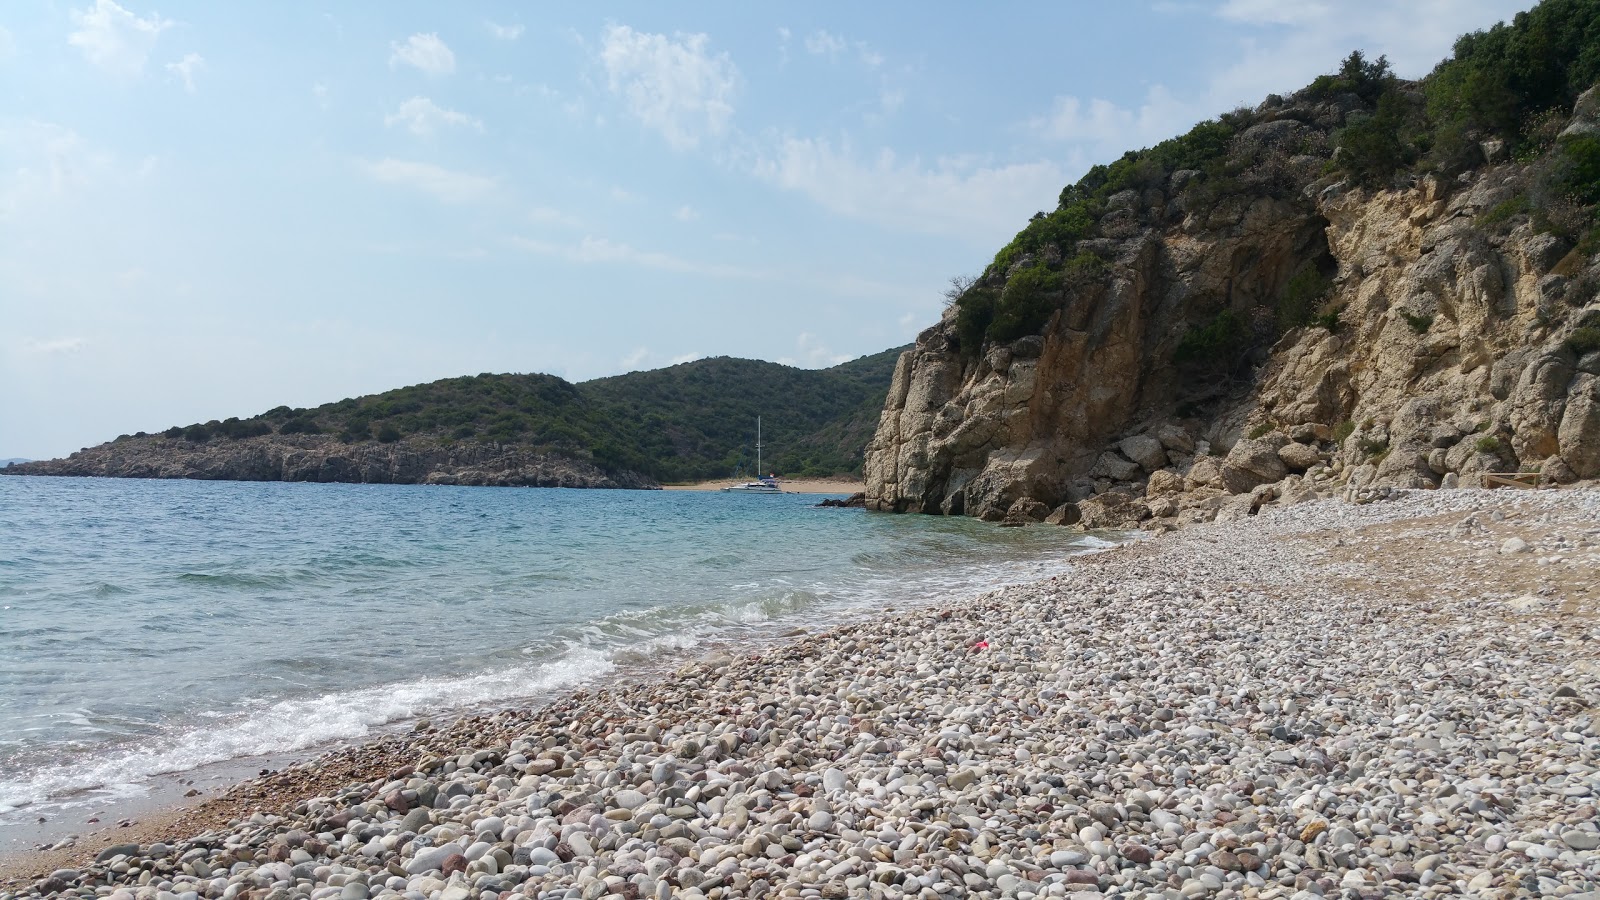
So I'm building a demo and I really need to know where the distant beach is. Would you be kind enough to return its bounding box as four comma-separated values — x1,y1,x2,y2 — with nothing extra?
662,477,864,494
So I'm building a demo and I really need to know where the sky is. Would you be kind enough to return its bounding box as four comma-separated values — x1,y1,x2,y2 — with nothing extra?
0,0,1539,459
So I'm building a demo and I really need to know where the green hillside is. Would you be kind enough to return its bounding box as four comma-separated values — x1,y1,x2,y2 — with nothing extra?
133,347,908,482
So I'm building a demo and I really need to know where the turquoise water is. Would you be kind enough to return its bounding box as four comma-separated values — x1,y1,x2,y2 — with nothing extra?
0,476,1101,833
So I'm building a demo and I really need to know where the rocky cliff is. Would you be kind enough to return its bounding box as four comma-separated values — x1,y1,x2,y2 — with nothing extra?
3,435,657,489
866,81,1600,528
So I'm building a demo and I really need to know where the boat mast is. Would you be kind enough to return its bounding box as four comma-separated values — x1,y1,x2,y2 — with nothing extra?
756,416,762,476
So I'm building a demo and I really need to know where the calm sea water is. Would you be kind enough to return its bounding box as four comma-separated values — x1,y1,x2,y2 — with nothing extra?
0,476,1104,836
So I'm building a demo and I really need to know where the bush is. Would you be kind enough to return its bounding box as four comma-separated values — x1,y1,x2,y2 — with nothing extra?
278,418,322,435
1479,195,1533,225
1307,51,1395,103
163,426,184,439
1278,268,1334,332
1568,325,1600,354
181,424,211,442
989,203,1095,275
1337,88,1415,186
988,264,1062,343
953,288,997,356
1356,434,1390,457
1333,420,1356,443
1174,309,1249,369
1247,423,1274,439
1313,305,1347,332
1552,135,1600,204
376,424,402,443
1400,310,1435,333
1475,434,1502,453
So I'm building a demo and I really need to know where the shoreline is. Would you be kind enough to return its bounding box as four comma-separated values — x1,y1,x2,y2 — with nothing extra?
661,477,862,494
4,489,1596,897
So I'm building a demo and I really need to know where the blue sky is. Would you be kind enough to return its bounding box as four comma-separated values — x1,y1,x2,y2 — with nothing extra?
1,0,1536,459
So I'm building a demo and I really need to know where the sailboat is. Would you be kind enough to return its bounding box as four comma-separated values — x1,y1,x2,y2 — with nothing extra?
722,416,785,494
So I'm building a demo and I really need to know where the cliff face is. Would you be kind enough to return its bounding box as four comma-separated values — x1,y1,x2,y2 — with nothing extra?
4,435,657,490
866,92,1600,527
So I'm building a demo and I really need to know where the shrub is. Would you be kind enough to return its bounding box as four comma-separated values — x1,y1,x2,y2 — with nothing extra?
1400,310,1435,333
1568,325,1600,354
1356,434,1390,457
181,424,211,442
953,288,997,356
1313,305,1347,332
376,424,402,443
1475,434,1502,453
1479,195,1533,225
278,418,321,435
1333,420,1356,443
988,264,1062,343
1552,135,1600,205
163,426,184,439
1336,88,1415,186
1278,268,1334,332
1247,423,1274,439
1174,309,1249,369
1306,51,1395,103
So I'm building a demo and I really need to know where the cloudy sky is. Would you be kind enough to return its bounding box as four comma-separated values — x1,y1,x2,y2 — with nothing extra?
0,0,1536,459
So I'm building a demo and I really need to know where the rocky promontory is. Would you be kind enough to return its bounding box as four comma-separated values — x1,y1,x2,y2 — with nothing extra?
866,65,1600,529
2,435,658,490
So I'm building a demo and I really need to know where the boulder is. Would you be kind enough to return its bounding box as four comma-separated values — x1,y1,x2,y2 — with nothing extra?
1220,439,1288,494
1147,496,1178,518
1541,454,1578,485
1154,423,1195,453
1119,435,1169,472
1185,455,1225,491
1007,497,1052,522
1561,85,1600,139
1558,376,1600,478
1044,503,1081,526
1076,492,1150,529
1146,469,1185,497
1276,442,1322,473
1091,451,1144,482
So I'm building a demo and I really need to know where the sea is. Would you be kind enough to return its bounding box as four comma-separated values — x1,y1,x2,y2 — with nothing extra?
0,476,1109,850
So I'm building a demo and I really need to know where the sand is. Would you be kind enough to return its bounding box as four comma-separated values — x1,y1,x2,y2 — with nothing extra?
660,477,863,494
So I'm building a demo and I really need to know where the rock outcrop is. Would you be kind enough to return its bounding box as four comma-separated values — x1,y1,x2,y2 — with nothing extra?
3,435,657,490
865,89,1600,528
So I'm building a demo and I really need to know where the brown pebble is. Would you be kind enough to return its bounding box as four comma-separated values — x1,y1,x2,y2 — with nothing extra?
440,853,469,876
1121,843,1153,863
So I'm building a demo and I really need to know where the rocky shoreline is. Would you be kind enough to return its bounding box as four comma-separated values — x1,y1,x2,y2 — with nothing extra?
1,436,657,490
4,489,1597,900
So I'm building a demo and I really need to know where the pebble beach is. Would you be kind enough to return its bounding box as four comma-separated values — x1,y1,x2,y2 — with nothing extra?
5,489,1598,900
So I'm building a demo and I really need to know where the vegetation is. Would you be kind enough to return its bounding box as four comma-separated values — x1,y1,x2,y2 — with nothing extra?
151,349,908,482
1400,310,1435,334
1476,435,1503,454
1278,268,1335,332
1333,420,1356,444
1174,310,1250,370
1568,325,1600,354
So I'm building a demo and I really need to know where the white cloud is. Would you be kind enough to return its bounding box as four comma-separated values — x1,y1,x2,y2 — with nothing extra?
363,158,495,203
599,25,738,150
23,337,87,355
609,186,638,202
1205,0,1535,97
0,121,113,217
620,347,649,370
674,204,699,222
669,352,703,365
68,0,172,76
166,52,204,92
753,137,1067,245
390,33,455,75
487,21,524,41
1029,85,1191,152
777,332,852,368
804,30,846,57
385,97,483,136
857,43,884,68
512,235,764,279
528,205,580,227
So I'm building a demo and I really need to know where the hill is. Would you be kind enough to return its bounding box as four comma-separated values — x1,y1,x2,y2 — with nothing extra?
866,0,1600,524
6,348,908,487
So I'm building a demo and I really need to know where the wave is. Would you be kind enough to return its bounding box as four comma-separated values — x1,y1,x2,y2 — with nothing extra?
0,649,612,815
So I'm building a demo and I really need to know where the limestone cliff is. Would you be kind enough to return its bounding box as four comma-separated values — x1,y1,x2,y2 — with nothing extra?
4,435,658,489
866,87,1600,527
